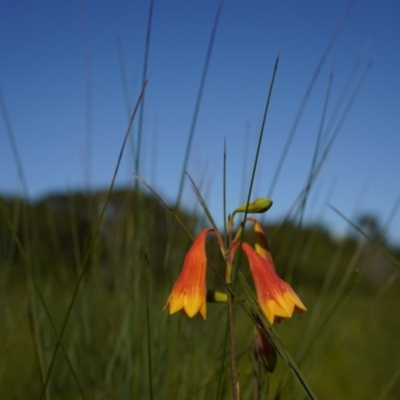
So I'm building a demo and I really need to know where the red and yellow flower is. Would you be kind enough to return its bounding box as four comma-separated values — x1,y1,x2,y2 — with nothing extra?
164,208,306,325
241,241,306,324
164,228,214,319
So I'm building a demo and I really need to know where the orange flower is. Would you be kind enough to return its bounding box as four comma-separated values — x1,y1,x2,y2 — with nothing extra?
241,242,306,324
164,228,214,319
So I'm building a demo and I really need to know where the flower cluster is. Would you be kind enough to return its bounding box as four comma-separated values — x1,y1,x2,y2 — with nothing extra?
164,202,306,325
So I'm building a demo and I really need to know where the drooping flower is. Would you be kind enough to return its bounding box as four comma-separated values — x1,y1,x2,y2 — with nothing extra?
241,242,307,324
164,228,214,319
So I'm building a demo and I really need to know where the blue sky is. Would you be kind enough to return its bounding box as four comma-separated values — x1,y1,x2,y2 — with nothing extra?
1,0,399,244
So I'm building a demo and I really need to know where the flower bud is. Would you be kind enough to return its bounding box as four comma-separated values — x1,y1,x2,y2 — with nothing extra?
206,290,228,303
233,197,273,215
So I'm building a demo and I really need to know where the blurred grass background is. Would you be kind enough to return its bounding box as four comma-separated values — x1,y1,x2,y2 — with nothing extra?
1,187,399,399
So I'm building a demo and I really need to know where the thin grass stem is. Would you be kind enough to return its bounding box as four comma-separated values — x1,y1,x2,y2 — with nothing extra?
136,0,154,176
268,0,357,197
0,198,87,400
227,286,239,400
233,53,280,283
175,0,225,208
223,138,228,246
143,247,154,400
40,79,148,398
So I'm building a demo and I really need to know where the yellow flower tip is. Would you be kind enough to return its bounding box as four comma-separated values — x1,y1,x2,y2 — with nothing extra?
264,288,307,324
163,228,214,320
184,294,207,318
164,280,207,319
286,289,307,313
241,242,307,325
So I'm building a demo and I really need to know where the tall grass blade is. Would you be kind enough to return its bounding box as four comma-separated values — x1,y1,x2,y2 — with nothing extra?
0,88,29,197
175,0,225,207
136,0,154,176
115,34,132,117
322,57,374,160
223,138,228,244
185,172,219,232
215,141,229,400
233,53,280,283
143,247,154,400
133,175,194,241
328,204,400,270
79,1,94,189
268,0,357,197
243,54,279,223
285,64,335,281
0,199,87,399
40,79,149,397
378,360,400,400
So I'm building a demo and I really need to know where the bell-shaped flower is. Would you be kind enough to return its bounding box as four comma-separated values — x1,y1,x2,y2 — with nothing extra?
164,228,215,319
241,242,307,324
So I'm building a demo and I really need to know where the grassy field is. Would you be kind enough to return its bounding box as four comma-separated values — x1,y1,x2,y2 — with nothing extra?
1,187,400,399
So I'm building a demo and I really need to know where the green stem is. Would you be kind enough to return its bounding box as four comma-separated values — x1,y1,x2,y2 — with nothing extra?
226,219,239,399
143,249,154,400
227,285,239,400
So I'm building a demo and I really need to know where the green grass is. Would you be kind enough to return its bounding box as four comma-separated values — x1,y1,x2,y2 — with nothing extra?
1,244,399,399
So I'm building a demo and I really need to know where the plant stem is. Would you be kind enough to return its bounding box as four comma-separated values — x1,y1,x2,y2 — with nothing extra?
226,222,239,399
227,285,239,400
